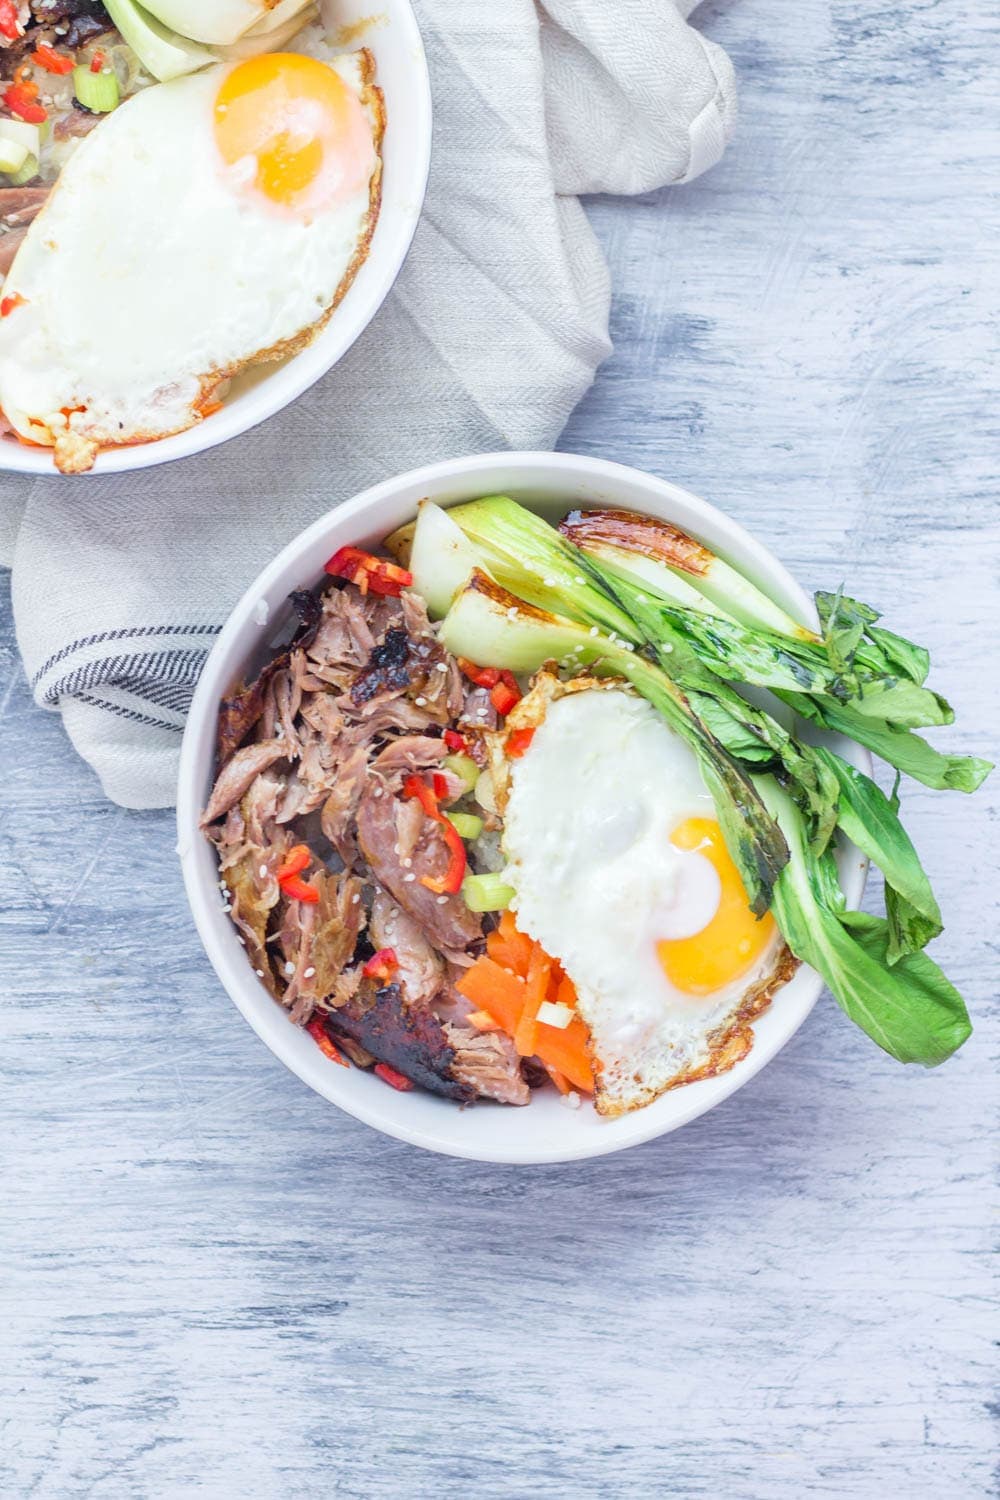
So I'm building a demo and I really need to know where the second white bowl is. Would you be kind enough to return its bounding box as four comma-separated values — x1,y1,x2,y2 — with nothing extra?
0,0,432,477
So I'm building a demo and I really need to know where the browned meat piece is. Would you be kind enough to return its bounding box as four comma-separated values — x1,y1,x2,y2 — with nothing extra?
260,652,305,747
31,0,109,26
459,685,499,735
200,738,289,826
52,106,102,140
356,781,483,952
224,843,287,997
216,590,320,761
399,589,432,637
298,689,344,742
242,770,285,847
307,587,378,684
351,625,410,705
393,795,423,862
445,1025,531,1106
349,694,442,736
319,740,369,866
371,733,446,783
0,228,27,277
432,979,477,1026
277,869,363,1021
370,888,444,1008
324,981,472,1102
306,870,365,1002
206,802,249,872
276,894,318,1024
0,186,49,227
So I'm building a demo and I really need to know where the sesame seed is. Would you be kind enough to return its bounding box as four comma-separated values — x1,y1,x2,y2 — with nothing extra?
637,593,648,604
437,895,449,905
663,643,674,653
589,627,599,637
284,961,295,976
436,662,449,673
506,607,518,619
303,967,316,979
575,575,585,585
415,696,427,706
259,863,268,878
255,968,264,977
352,893,361,904
402,857,412,868
404,873,416,883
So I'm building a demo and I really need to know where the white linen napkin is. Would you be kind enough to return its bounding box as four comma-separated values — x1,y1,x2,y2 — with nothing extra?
0,0,735,808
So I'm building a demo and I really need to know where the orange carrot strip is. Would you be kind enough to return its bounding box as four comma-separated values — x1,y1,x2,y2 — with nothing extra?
513,944,550,1057
465,1009,502,1032
458,936,595,1094
545,1064,572,1095
456,958,526,1035
556,972,578,1009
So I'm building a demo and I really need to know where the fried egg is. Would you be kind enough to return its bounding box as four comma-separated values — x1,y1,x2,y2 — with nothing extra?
497,679,794,1115
0,45,382,472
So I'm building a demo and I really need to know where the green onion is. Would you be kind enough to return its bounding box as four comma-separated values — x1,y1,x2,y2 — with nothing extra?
6,152,39,186
0,137,29,176
757,777,971,1065
73,63,120,114
461,872,515,913
442,753,479,794
446,811,484,840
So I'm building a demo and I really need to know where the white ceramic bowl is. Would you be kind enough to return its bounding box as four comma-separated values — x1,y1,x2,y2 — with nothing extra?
177,452,869,1164
0,0,431,477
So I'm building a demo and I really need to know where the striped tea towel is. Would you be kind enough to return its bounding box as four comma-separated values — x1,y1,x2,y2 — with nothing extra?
0,0,736,808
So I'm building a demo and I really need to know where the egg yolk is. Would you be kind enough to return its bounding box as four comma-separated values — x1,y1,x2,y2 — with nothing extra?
214,53,369,213
657,818,776,996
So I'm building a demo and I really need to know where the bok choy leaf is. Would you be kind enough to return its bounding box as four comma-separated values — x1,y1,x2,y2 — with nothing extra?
757,778,972,1065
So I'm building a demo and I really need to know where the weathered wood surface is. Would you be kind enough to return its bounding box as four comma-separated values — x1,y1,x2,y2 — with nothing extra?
1,0,997,1494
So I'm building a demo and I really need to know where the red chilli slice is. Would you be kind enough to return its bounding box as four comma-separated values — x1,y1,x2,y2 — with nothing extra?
362,947,399,982
506,727,535,758
32,44,75,74
374,1062,414,1091
324,545,413,598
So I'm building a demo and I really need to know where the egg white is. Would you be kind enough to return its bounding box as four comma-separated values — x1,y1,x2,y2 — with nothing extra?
500,685,789,1115
0,47,380,472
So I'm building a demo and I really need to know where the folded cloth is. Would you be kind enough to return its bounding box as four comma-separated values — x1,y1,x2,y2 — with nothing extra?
0,0,735,809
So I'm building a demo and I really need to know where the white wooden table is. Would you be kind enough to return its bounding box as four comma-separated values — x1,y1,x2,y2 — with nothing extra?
2,1,997,1494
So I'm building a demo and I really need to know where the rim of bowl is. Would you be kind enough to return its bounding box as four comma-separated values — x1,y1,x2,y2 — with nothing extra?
0,2,432,478
177,451,871,1163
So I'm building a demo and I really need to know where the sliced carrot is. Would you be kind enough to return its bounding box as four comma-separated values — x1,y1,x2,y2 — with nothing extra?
536,1014,594,1093
486,909,534,974
514,944,550,1057
457,928,595,1094
545,1064,572,1095
465,1009,502,1032
456,957,526,1035
556,972,578,1009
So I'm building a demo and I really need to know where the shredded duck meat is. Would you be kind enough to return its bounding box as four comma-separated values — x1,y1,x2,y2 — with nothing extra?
201,571,531,1105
